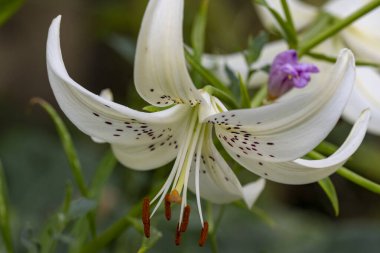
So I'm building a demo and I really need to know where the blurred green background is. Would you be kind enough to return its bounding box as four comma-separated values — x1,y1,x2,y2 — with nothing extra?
1,0,380,252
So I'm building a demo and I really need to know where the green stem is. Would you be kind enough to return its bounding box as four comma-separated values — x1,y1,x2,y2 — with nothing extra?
306,51,380,68
308,151,380,194
32,98,96,237
299,0,380,56
79,215,133,253
280,0,298,48
185,49,230,93
206,202,219,253
204,85,239,109
251,84,267,108
337,168,380,194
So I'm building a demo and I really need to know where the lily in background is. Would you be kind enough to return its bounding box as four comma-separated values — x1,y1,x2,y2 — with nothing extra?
47,0,369,246
204,0,380,135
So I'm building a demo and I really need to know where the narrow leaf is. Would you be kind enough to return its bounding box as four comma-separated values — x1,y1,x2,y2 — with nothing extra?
238,74,251,108
89,150,117,199
318,177,339,216
0,0,24,26
31,98,88,197
244,32,268,66
0,161,14,253
185,49,230,93
191,0,210,62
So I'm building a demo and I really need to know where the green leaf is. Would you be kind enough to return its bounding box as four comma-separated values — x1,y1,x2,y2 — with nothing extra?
32,98,89,197
191,0,209,62
318,177,339,216
31,98,96,237
89,150,117,199
244,32,268,66
79,215,134,253
185,49,230,93
0,161,14,253
39,183,73,253
0,0,24,26
224,65,240,98
238,75,251,108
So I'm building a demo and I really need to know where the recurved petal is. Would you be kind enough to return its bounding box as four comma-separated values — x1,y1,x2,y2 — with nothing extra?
343,67,380,135
134,0,203,107
255,0,318,31
237,109,370,184
210,49,356,162
47,16,190,169
188,127,264,207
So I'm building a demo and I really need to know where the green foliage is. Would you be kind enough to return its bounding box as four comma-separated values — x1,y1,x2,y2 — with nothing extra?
0,161,14,253
318,177,340,216
0,0,24,26
191,0,209,63
244,32,269,66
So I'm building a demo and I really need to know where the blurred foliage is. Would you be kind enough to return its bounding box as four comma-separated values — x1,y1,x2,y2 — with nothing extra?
0,0,23,26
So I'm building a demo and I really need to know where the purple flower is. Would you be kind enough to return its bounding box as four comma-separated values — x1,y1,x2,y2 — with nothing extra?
268,50,319,99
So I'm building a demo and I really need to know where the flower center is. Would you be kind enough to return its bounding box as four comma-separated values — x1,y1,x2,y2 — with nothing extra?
141,105,209,246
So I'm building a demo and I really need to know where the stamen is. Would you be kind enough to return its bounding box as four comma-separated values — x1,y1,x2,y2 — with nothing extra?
168,189,182,203
165,194,171,221
198,221,209,247
142,197,150,238
175,223,182,246
180,205,191,232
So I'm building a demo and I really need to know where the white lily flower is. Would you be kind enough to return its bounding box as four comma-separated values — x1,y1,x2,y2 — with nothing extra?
46,0,369,244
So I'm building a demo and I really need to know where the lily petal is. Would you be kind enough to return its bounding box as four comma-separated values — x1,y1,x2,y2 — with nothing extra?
134,0,203,107
237,109,370,184
188,127,264,207
209,49,356,162
344,67,380,135
255,0,318,31
47,16,191,170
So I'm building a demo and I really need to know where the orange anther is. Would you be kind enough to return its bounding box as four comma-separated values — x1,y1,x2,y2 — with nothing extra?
142,197,150,238
165,194,171,221
180,205,191,232
198,221,209,247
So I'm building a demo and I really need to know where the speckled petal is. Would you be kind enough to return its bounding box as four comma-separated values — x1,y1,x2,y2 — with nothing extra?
188,127,265,207
209,49,356,162
237,110,370,184
134,0,203,107
47,16,190,170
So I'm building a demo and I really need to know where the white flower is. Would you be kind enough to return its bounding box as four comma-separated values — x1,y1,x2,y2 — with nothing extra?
46,0,369,244
205,0,380,135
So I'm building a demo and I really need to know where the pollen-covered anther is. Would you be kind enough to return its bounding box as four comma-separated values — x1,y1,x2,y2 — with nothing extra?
164,194,172,221
198,221,209,247
167,189,182,203
180,205,191,232
142,197,150,238
175,223,182,246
